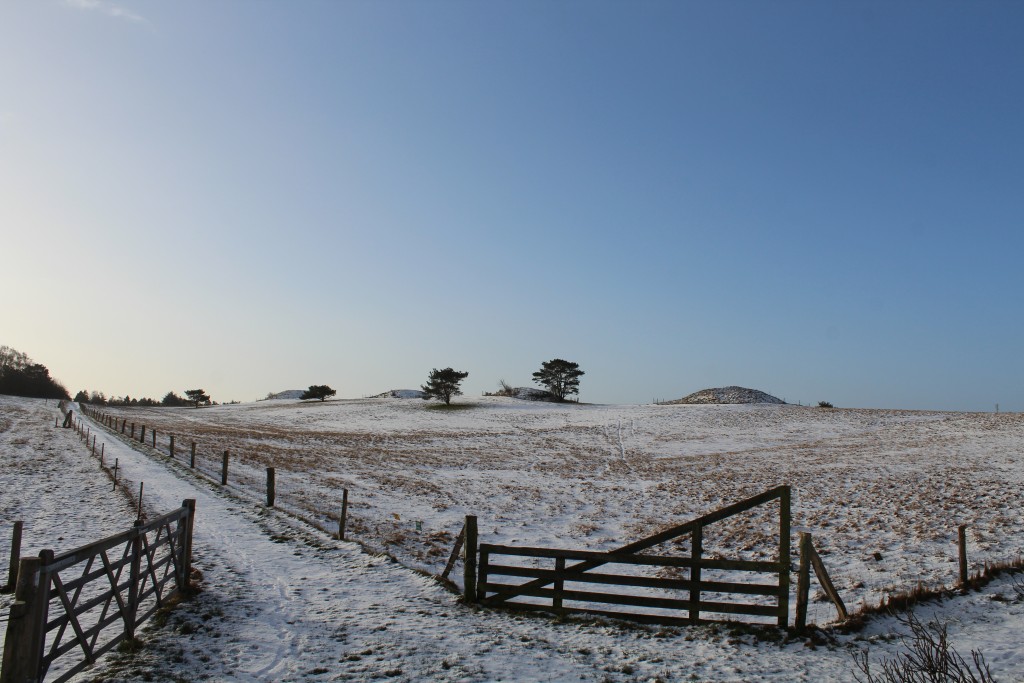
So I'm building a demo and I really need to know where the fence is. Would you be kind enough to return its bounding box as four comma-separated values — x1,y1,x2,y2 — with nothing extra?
76,404,354,544
473,487,792,627
0,501,195,683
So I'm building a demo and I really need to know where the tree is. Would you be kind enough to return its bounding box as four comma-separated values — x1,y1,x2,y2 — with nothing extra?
0,346,70,400
532,358,584,401
162,391,189,407
421,368,468,405
300,385,337,402
184,389,211,408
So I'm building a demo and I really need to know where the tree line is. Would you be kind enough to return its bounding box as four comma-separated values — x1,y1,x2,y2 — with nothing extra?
0,345,70,400
290,359,584,407
2,343,584,410
72,388,213,408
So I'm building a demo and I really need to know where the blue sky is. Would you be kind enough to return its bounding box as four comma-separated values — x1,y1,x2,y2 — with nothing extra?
2,1,1022,410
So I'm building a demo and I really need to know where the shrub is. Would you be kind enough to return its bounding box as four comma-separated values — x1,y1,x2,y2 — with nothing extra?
852,611,995,682
818,401,835,409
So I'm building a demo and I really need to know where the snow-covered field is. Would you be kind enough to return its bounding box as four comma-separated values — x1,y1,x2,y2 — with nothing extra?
3,394,1024,681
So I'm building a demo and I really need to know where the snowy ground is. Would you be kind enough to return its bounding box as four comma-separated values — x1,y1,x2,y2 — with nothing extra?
2,394,1024,681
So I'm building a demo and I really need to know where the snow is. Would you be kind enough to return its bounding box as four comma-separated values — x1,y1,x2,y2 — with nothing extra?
2,394,1024,681
264,390,306,400
367,390,427,399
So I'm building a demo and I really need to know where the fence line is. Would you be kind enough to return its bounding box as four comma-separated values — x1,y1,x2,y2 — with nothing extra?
77,405,357,554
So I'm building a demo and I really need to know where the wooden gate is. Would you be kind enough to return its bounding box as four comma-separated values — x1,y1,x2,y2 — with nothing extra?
1,500,196,683
477,486,791,627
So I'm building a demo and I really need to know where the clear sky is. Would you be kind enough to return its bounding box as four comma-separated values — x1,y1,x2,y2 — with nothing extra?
2,1,1022,410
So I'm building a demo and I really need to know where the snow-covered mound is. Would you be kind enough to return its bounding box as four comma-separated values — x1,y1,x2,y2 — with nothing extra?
265,390,305,400
369,389,427,399
661,386,785,405
511,387,558,402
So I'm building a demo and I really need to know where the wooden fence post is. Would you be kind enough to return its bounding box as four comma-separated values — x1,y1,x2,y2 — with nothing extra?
140,425,145,444
1,521,23,594
121,419,126,434
958,524,969,587
190,442,196,468
221,451,229,485
441,525,466,580
266,467,276,507
152,430,156,448
689,523,702,623
131,423,135,439
778,486,792,628
795,532,812,631
0,556,47,681
338,489,349,540
464,515,478,603
137,482,144,521
169,435,175,458
808,541,848,621
182,499,196,592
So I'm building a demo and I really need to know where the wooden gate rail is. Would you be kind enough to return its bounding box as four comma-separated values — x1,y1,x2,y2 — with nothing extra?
1,500,196,683
477,486,791,628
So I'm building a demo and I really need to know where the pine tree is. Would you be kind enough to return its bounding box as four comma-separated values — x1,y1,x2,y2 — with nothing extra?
421,368,469,405
532,359,584,401
185,389,211,408
300,385,337,402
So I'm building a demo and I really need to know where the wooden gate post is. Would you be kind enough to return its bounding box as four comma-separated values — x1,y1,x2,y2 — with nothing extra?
179,499,196,593
127,523,142,640
553,557,565,610
463,515,478,603
689,523,702,623
266,467,276,507
1,521,22,594
795,532,812,631
221,451,229,485
778,486,791,628
0,556,47,681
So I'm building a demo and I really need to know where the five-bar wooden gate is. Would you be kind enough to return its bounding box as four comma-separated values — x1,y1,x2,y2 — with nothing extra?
1,500,196,683
477,486,791,627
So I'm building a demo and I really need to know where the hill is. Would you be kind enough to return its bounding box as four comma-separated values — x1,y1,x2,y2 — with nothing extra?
264,389,305,400
660,385,785,405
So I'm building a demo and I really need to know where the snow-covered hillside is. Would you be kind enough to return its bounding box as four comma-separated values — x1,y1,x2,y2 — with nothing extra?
661,386,786,405
3,395,1024,681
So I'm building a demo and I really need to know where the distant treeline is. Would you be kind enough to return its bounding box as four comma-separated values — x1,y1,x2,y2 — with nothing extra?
0,345,71,400
72,390,217,407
